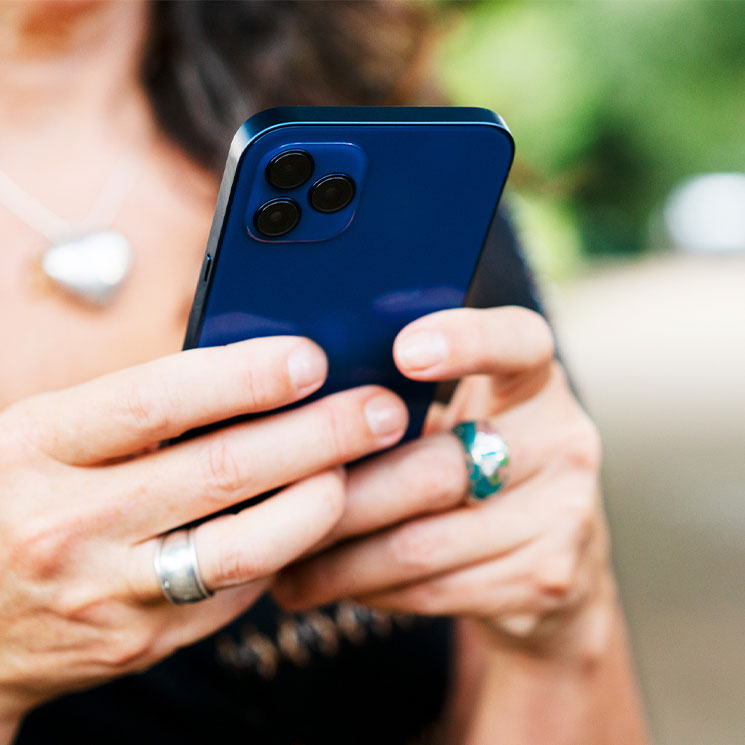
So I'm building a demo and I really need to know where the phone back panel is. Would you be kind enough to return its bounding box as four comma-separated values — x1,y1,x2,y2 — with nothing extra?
185,108,514,440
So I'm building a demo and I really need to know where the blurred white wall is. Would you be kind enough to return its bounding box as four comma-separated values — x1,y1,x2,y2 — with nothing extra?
551,254,745,745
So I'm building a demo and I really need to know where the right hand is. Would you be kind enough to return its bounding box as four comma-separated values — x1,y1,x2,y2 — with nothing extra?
0,337,408,733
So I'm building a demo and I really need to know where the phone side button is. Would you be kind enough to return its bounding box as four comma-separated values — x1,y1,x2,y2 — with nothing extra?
202,254,213,283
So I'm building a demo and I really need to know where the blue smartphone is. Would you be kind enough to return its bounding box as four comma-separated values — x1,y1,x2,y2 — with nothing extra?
183,107,515,441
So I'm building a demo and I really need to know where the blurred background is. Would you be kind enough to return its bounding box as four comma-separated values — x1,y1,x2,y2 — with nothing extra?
434,2,745,744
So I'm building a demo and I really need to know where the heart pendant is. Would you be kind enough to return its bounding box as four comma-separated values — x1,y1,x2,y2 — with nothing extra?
41,230,132,306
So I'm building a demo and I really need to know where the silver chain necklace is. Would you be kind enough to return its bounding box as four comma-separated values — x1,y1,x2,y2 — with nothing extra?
0,154,141,306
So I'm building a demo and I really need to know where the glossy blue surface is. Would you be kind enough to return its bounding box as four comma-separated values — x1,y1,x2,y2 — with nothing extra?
185,107,514,441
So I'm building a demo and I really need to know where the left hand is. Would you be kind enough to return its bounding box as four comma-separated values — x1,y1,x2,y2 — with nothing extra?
272,306,614,659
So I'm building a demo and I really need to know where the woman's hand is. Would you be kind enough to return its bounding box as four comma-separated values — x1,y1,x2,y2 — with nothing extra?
273,307,613,661
0,337,408,735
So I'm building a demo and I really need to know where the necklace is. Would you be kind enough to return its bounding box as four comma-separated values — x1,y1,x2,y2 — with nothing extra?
0,153,141,306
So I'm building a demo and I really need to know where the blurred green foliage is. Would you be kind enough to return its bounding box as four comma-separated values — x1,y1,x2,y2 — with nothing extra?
436,0,745,275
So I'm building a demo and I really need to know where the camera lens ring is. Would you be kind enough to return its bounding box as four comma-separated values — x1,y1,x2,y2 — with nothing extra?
266,150,315,190
309,174,355,214
254,198,301,237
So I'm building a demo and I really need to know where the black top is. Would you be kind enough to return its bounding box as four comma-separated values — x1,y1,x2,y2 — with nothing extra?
17,209,543,745
19,596,453,745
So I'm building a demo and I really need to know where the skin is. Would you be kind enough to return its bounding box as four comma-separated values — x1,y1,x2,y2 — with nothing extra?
0,0,214,402
0,2,650,743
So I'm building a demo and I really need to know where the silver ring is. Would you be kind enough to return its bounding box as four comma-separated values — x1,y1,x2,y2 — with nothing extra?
153,527,213,604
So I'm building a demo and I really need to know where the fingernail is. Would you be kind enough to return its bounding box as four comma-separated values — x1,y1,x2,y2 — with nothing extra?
398,331,448,370
494,613,540,638
288,344,327,392
364,393,407,439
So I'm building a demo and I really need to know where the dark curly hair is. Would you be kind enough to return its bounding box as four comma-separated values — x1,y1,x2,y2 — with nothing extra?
142,0,439,171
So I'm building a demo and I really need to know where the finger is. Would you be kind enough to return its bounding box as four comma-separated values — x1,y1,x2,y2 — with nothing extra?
356,561,536,618
129,468,346,601
30,336,329,465
421,401,448,435
273,469,594,610
354,527,590,619
154,581,269,658
394,306,554,381
315,369,585,550
111,385,407,539
100,582,270,677
318,426,540,550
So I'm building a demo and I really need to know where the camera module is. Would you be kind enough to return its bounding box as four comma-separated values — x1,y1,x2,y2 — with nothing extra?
266,150,314,190
309,174,355,213
254,198,300,237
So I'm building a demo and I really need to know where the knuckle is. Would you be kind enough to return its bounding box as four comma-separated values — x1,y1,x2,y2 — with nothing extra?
558,492,597,549
503,307,555,362
575,501,597,547
121,378,175,441
7,517,77,579
406,440,466,510
522,308,555,359
562,416,603,474
534,557,576,602
527,529,588,609
236,363,263,411
313,470,347,523
97,628,156,670
315,399,350,462
388,523,437,575
53,585,109,623
203,433,247,497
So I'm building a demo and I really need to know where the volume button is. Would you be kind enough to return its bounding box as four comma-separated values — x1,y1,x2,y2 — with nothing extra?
202,254,213,282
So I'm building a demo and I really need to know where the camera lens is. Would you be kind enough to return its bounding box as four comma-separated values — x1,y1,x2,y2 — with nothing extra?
254,198,300,237
266,150,314,190
309,174,355,213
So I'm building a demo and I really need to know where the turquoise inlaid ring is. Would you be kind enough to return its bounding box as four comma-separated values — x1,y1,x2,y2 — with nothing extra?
452,421,510,503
